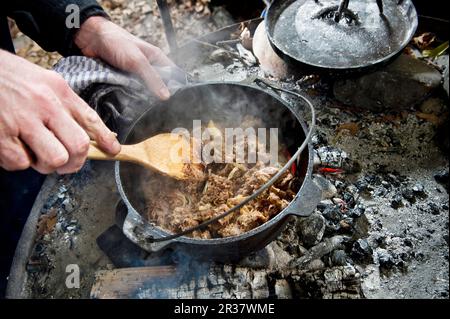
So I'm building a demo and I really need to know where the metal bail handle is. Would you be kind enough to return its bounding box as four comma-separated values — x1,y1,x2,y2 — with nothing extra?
156,0,178,53
334,0,384,22
312,0,385,24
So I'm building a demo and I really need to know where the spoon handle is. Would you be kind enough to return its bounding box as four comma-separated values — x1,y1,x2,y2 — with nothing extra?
87,141,136,162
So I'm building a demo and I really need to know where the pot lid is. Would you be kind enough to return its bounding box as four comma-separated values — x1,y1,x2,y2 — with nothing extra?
266,0,418,70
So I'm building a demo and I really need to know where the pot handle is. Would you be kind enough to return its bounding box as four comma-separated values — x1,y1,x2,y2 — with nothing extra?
284,176,322,217
122,207,174,253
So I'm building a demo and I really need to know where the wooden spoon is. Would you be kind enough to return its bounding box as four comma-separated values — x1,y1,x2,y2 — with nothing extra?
87,133,204,180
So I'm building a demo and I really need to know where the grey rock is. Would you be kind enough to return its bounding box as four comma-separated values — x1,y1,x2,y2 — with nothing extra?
377,248,395,269
348,205,365,218
238,246,274,269
412,183,425,195
331,249,348,266
427,202,440,215
334,54,442,112
391,194,404,209
315,146,359,173
274,279,292,299
351,239,373,263
268,242,294,270
290,235,348,268
352,214,370,240
304,258,326,271
61,198,76,213
434,54,448,96
313,174,338,200
361,265,381,295
297,212,326,248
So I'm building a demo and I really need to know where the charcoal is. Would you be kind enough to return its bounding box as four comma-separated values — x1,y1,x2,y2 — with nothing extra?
331,249,348,266
427,202,441,215
348,205,365,218
402,188,416,203
391,194,404,209
351,239,373,263
434,168,449,192
297,212,326,248
322,205,343,222
412,183,426,196
377,248,395,270
313,175,338,200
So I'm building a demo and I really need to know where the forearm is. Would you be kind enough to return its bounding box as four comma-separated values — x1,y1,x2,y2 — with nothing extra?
6,0,108,56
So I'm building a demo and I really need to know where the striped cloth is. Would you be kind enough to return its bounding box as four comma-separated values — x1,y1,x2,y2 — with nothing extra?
53,55,187,95
53,56,188,136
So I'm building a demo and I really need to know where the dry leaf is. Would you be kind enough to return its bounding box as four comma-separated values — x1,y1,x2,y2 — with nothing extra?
336,122,360,136
36,209,58,238
415,112,442,125
413,32,436,50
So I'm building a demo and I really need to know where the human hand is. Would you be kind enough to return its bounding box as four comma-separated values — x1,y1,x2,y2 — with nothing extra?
0,50,120,174
75,16,175,100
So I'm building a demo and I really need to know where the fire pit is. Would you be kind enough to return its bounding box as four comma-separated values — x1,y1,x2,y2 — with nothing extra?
6,7,449,299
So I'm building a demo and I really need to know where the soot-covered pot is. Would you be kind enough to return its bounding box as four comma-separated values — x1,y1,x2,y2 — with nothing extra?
115,82,321,262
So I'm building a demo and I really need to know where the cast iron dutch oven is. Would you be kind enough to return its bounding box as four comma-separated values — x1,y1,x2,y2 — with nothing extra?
265,0,418,73
115,82,321,262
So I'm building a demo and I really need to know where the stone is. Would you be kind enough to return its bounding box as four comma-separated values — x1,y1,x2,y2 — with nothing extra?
252,21,288,78
313,174,338,200
297,212,326,248
290,235,348,268
434,54,449,96
334,54,442,112
238,246,274,269
304,258,326,271
427,202,440,215
376,248,395,270
401,188,416,203
351,239,373,263
315,146,358,172
412,183,425,195
274,279,292,299
331,249,348,266
361,265,381,295
391,194,404,209
267,242,293,270
322,205,343,222
434,168,449,191
348,205,365,218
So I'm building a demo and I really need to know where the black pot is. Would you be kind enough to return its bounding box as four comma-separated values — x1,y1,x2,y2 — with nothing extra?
265,0,418,75
115,82,321,262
